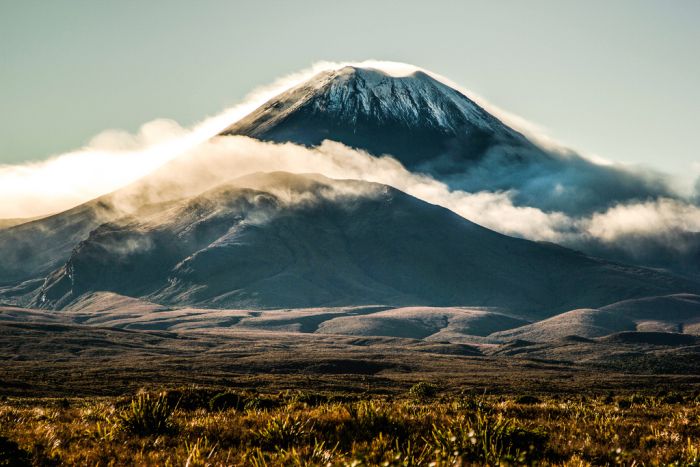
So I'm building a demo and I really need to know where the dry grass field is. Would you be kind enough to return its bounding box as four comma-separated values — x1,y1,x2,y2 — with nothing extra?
1,386,700,466
2,321,700,465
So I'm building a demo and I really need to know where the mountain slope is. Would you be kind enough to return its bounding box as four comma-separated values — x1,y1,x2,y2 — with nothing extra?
0,200,121,287
221,66,538,175
32,172,700,317
488,294,700,341
220,66,672,215
315,307,529,339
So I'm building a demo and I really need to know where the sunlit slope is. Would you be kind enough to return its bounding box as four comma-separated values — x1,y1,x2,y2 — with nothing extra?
31,172,699,315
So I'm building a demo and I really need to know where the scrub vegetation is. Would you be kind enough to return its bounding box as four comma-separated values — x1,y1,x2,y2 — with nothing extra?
1,385,699,466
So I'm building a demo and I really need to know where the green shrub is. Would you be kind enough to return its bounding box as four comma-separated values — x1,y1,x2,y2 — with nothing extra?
409,382,438,400
115,393,176,436
458,393,490,413
184,436,217,466
640,435,657,449
504,425,549,453
603,392,615,404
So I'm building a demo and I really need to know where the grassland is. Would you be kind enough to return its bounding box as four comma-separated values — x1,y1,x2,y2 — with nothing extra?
1,385,700,466
2,322,700,465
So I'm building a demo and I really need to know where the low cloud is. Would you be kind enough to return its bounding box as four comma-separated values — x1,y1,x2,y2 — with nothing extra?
0,62,351,219
0,119,188,218
585,199,700,243
114,135,699,255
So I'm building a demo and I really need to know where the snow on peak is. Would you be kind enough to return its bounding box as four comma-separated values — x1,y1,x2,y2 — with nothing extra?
297,65,503,132
219,62,524,149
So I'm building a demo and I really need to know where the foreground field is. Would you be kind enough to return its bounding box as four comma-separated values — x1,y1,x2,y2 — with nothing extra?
2,319,700,465
1,386,699,466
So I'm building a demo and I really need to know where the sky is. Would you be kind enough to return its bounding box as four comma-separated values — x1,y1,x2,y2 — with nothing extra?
1,0,699,183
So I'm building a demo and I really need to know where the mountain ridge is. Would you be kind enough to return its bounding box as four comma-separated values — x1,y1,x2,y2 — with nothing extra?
24,172,700,318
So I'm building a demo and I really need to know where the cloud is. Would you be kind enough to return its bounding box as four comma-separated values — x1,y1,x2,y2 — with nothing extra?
433,143,675,216
585,199,700,241
582,198,700,252
147,136,700,257
1,60,698,274
224,60,682,217
105,135,671,249
0,59,572,219
0,59,677,219
0,119,187,218
0,62,350,219
571,197,700,272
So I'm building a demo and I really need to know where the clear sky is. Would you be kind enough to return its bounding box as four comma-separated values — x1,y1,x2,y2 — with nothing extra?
1,0,698,180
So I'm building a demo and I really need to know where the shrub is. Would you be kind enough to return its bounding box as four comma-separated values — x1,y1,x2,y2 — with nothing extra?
0,436,31,467
209,391,246,412
617,399,632,410
184,437,217,466
427,407,549,464
515,395,541,405
244,395,280,411
640,435,657,449
458,393,490,412
251,415,313,448
338,401,406,443
504,425,549,453
162,387,218,411
409,382,438,400
662,393,685,404
115,393,175,436
630,393,646,405
289,391,330,406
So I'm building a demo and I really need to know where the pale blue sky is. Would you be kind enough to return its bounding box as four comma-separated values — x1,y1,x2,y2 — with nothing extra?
1,0,698,179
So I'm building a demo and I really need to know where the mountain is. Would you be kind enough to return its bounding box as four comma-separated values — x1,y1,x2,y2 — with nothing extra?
221,66,537,173
220,66,672,215
0,200,121,289
2,63,698,335
28,172,699,317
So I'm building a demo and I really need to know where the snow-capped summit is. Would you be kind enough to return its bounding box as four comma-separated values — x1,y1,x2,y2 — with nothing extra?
274,66,498,131
219,64,673,216
220,65,536,171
